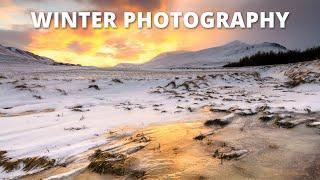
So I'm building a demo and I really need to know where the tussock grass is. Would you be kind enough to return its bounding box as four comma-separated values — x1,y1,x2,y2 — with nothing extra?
0,150,55,173
88,149,145,178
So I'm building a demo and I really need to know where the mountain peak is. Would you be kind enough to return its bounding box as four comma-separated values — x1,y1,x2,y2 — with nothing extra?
0,44,55,65
224,40,248,47
261,42,287,50
140,40,287,69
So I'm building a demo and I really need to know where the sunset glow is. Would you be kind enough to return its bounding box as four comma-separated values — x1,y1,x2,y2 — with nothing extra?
0,0,319,67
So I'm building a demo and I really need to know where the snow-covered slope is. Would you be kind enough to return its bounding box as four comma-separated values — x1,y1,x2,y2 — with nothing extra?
0,44,55,65
113,63,141,70
140,41,287,69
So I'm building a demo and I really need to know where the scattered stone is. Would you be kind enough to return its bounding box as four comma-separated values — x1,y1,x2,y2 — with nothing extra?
153,104,163,107
204,114,235,127
72,107,89,112
14,84,28,89
112,79,123,84
131,133,151,143
187,107,194,112
306,121,320,128
64,126,87,131
56,88,68,95
213,149,248,160
165,81,177,89
220,149,248,160
7,80,19,84
33,95,42,100
177,81,200,91
88,85,100,90
259,114,275,122
194,134,206,141
235,109,257,116
268,144,280,149
125,145,146,155
197,75,206,80
209,108,230,113
304,108,312,114
0,74,7,79
277,118,316,129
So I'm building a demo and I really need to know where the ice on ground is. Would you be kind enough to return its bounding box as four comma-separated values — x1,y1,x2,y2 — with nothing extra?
0,59,320,178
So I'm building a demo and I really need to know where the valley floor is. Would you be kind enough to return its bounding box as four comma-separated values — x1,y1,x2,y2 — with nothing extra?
0,60,320,179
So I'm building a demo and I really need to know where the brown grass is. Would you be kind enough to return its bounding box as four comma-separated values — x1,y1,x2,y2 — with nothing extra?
0,150,55,173
88,149,145,178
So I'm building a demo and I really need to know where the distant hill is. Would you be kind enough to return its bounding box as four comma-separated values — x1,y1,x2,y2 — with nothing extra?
115,41,287,69
0,44,56,65
224,46,320,67
0,44,80,66
141,41,287,69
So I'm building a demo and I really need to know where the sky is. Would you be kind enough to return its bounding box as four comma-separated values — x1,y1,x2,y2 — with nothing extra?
0,0,319,67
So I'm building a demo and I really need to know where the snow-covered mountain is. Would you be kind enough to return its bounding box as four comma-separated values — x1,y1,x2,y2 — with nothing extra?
0,44,55,65
138,41,287,69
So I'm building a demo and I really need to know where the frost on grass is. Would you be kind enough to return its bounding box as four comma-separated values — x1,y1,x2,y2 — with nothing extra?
0,151,55,173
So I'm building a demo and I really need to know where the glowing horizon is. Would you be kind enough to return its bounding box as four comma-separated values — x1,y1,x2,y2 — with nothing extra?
0,0,319,67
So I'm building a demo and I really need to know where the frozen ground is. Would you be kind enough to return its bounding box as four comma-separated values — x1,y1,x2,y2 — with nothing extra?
0,60,320,179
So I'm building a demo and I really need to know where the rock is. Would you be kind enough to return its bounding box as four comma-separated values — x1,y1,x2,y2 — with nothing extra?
194,134,206,141
204,113,235,127
112,79,123,84
88,84,100,90
165,81,177,88
213,149,248,160
259,114,275,122
220,149,249,160
125,145,146,154
0,74,7,79
306,121,320,128
277,118,316,129
15,84,28,89
235,109,257,116
204,119,229,127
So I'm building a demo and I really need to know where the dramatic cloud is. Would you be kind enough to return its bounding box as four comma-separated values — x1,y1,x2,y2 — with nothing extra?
75,0,167,11
68,41,92,54
0,0,319,66
0,29,32,48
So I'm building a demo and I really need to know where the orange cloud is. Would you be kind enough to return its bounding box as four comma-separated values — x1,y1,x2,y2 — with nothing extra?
76,0,169,11
27,20,228,67
24,0,229,67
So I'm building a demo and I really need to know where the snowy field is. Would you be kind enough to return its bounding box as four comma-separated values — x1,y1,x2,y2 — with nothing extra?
0,59,320,178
